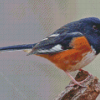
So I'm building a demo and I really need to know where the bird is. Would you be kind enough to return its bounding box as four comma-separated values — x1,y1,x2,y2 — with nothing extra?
0,17,100,87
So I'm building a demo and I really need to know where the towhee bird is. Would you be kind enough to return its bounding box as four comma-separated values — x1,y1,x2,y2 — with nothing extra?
1,17,100,87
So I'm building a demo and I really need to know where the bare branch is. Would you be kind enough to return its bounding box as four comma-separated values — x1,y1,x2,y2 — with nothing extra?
55,70,100,100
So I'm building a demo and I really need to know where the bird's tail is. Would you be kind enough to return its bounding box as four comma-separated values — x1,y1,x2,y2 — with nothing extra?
0,43,36,53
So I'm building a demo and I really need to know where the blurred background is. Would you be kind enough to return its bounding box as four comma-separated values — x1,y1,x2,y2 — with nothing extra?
0,0,100,100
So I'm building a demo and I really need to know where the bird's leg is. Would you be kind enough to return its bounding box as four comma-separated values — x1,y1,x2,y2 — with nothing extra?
65,71,86,87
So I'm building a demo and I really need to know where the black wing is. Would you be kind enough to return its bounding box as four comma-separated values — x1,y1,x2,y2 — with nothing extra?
28,32,83,55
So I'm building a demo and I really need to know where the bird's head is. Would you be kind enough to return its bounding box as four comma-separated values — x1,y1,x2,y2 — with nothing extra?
79,17,100,33
78,17,100,54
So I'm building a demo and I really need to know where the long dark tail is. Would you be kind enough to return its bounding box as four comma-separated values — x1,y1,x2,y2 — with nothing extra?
0,43,36,53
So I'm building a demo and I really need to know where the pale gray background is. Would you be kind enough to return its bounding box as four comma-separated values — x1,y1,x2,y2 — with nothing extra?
0,0,100,100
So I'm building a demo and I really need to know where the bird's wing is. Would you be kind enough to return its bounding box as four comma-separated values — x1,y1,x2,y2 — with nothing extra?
27,31,84,55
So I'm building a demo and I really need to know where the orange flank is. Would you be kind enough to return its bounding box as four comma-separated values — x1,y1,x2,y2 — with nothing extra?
36,36,95,71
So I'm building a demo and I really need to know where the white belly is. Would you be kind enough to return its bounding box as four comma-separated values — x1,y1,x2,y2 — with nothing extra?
67,47,96,72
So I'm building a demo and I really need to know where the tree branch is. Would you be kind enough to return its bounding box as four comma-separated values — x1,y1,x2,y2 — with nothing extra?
55,70,100,100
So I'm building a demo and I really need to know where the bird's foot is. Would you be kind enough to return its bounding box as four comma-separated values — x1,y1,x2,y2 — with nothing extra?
65,70,92,88
78,74,92,84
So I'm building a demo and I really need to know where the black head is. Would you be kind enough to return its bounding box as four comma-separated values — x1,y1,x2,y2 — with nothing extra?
78,17,100,54
79,17,100,32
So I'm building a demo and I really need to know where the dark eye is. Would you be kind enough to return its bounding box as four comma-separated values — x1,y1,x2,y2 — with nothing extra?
93,25,98,30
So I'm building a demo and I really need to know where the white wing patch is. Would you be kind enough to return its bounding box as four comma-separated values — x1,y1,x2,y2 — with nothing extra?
42,38,48,41
49,34,59,37
37,44,62,53
41,34,59,41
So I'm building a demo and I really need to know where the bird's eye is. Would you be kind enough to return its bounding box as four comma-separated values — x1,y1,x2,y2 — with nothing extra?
93,25,98,30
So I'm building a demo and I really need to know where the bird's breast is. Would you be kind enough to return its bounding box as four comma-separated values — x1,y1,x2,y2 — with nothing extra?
49,48,96,71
